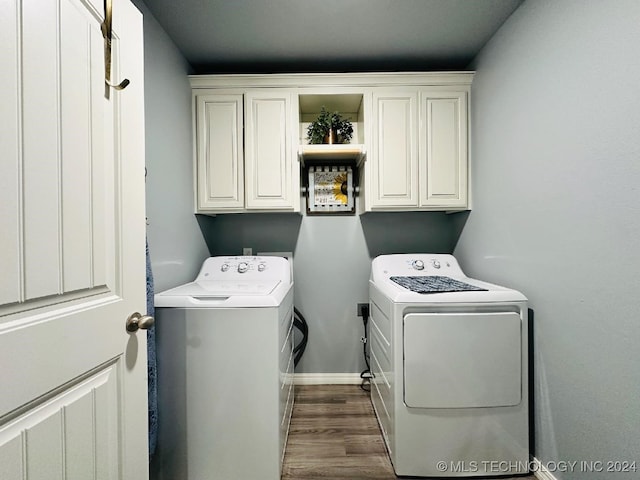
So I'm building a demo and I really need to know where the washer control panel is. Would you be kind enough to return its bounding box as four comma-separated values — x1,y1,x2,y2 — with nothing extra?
196,256,291,283
217,258,267,274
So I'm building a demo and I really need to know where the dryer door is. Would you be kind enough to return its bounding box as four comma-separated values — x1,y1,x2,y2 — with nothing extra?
403,311,522,408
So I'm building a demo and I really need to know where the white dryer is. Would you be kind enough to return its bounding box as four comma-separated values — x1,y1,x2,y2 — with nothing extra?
154,256,294,480
369,254,530,477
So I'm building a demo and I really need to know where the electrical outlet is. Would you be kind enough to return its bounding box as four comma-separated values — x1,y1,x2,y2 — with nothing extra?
357,303,369,317
242,247,252,256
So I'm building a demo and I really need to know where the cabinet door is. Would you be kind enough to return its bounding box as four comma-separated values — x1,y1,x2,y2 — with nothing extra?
371,90,419,208
195,94,244,211
244,91,298,210
419,91,468,208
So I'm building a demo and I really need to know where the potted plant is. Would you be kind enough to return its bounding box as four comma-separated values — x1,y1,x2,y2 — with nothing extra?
307,106,354,144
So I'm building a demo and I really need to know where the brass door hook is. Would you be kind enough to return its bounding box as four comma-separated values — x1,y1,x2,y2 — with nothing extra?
102,0,130,94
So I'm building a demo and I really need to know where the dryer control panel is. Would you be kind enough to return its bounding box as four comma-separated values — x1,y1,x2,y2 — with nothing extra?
371,254,465,283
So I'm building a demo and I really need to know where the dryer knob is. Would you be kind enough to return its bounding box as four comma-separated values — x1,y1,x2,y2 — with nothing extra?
432,260,441,269
237,262,249,273
413,260,425,270
258,263,266,272
221,263,230,272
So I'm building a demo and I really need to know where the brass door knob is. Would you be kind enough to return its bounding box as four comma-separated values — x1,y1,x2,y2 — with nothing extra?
126,312,155,333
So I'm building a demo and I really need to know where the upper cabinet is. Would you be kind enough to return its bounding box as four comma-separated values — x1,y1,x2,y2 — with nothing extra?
367,86,469,211
190,73,472,214
192,87,300,214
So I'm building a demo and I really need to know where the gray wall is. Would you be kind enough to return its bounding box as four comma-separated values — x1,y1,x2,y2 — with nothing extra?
454,0,640,476
133,0,210,292
200,211,457,373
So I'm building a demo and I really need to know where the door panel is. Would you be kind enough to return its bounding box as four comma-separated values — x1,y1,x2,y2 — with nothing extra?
22,0,61,300
244,91,297,210
0,0,21,306
0,1,147,479
196,94,244,210
61,0,102,292
404,312,522,408
371,90,418,207
0,365,119,480
419,91,468,207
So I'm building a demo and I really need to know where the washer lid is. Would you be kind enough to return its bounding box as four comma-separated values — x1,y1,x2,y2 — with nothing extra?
158,280,281,298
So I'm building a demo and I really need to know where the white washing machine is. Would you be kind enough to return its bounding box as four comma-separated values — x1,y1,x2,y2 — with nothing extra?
153,256,294,480
369,254,530,477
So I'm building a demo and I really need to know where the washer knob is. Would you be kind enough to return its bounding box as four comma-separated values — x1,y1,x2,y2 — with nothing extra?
258,264,266,272
413,260,425,270
432,260,441,269
221,263,229,272
237,262,249,273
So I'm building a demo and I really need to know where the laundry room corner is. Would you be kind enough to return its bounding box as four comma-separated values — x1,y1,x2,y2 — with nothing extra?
134,0,210,294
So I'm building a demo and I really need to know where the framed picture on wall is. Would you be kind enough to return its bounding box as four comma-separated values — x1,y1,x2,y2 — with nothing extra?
306,165,355,215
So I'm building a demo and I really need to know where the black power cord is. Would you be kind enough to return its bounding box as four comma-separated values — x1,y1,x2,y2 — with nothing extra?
359,304,372,392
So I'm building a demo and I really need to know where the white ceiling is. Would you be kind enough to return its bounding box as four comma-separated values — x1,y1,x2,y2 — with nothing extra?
142,0,523,74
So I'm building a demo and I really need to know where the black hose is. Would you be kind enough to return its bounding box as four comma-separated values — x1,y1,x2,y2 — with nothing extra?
293,306,308,367
360,305,371,392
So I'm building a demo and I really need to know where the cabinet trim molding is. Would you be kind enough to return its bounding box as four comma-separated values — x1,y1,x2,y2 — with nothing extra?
190,72,475,90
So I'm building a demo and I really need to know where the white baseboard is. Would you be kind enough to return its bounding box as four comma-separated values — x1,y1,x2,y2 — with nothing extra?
293,373,363,385
533,457,557,480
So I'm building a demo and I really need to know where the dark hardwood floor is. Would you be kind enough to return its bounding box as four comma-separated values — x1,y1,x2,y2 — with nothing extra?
281,384,534,480
282,384,395,480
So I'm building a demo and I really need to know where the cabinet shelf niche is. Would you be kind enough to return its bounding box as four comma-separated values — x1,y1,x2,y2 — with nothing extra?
299,93,365,141
299,92,366,167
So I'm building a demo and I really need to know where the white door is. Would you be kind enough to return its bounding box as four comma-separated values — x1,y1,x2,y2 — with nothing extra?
0,0,148,478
